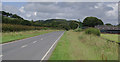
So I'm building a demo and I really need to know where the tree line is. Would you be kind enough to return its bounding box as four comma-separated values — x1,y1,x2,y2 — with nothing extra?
2,11,118,31
1,11,82,31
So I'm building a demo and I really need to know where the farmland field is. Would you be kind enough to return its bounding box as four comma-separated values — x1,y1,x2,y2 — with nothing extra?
101,34,119,42
49,31,118,60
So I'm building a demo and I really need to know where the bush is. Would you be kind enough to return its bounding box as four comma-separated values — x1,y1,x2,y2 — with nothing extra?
64,25,70,31
85,28,100,36
74,28,83,32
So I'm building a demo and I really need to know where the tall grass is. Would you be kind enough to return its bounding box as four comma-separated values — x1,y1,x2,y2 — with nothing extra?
50,31,118,60
79,32,118,60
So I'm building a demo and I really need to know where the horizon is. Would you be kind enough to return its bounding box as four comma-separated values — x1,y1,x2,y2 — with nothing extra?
2,2,119,25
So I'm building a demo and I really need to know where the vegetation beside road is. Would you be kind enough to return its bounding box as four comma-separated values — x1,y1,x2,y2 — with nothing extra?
1,11,82,31
2,24,44,32
49,31,118,60
2,30,56,43
101,34,119,42
1,10,119,60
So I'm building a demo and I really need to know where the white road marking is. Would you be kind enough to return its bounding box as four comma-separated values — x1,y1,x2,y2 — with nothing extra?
33,41,37,43
0,55,3,58
41,38,43,40
21,45,28,48
40,32,64,62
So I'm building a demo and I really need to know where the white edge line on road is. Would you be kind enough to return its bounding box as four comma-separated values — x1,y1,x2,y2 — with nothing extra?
41,38,43,40
40,32,64,62
0,55,3,58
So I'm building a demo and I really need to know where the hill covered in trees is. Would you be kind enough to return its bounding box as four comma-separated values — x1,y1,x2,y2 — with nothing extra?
2,11,119,32
1,11,82,31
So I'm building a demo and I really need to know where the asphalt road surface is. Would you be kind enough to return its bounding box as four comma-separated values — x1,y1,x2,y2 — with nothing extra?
1,31,64,62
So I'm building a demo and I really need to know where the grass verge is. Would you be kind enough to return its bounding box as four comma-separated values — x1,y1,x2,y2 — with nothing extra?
2,30,56,43
49,31,118,60
101,34,119,42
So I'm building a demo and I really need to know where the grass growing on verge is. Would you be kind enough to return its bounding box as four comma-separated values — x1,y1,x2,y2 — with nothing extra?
49,31,118,60
2,30,55,43
101,34,119,42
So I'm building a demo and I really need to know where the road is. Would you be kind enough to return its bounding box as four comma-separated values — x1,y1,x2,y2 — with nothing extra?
1,31,64,62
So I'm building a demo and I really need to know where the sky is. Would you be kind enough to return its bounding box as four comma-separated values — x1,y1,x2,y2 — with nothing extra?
2,2,119,25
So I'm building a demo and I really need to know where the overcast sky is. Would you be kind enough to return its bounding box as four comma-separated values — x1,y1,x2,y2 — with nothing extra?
2,2,118,25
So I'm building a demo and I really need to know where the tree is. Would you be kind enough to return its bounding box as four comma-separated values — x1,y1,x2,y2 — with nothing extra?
117,24,120,26
11,14,24,20
105,23,112,26
69,20,78,29
20,20,31,26
78,19,83,28
83,17,104,27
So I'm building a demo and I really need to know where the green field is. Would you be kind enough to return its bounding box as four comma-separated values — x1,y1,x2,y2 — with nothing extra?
2,30,56,43
101,34,119,42
49,31,118,60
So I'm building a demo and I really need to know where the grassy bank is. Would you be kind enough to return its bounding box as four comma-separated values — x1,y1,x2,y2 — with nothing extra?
101,34,119,42
49,31,118,60
2,24,45,32
2,30,56,43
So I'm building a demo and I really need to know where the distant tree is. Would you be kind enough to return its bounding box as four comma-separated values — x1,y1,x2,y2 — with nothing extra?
78,19,83,28
2,11,24,20
105,23,112,26
83,17,104,27
63,24,70,31
2,11,12,17
69,20,78,29
2,11,6,16
20,20,31,26
117,24,120,26
11,14,24,19
30,20,34,26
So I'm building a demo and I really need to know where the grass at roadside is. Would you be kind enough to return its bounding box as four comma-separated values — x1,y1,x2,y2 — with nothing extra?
49,31,118,60
2,30,56,43
101,34,119,42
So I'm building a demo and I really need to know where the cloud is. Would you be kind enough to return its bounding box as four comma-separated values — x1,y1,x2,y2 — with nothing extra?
2,5,19,14
2,0,119,2
106,3,118,18
2,2,118,25
19,6,25,13
34,12,37,16
26,14,31,17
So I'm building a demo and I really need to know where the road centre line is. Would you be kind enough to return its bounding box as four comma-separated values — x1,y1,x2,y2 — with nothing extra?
33,41,37,43
21,45,28,48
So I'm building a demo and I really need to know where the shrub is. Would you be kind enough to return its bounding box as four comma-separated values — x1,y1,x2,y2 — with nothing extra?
64,25,70,31
85,28,100,36
74,28,83,32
